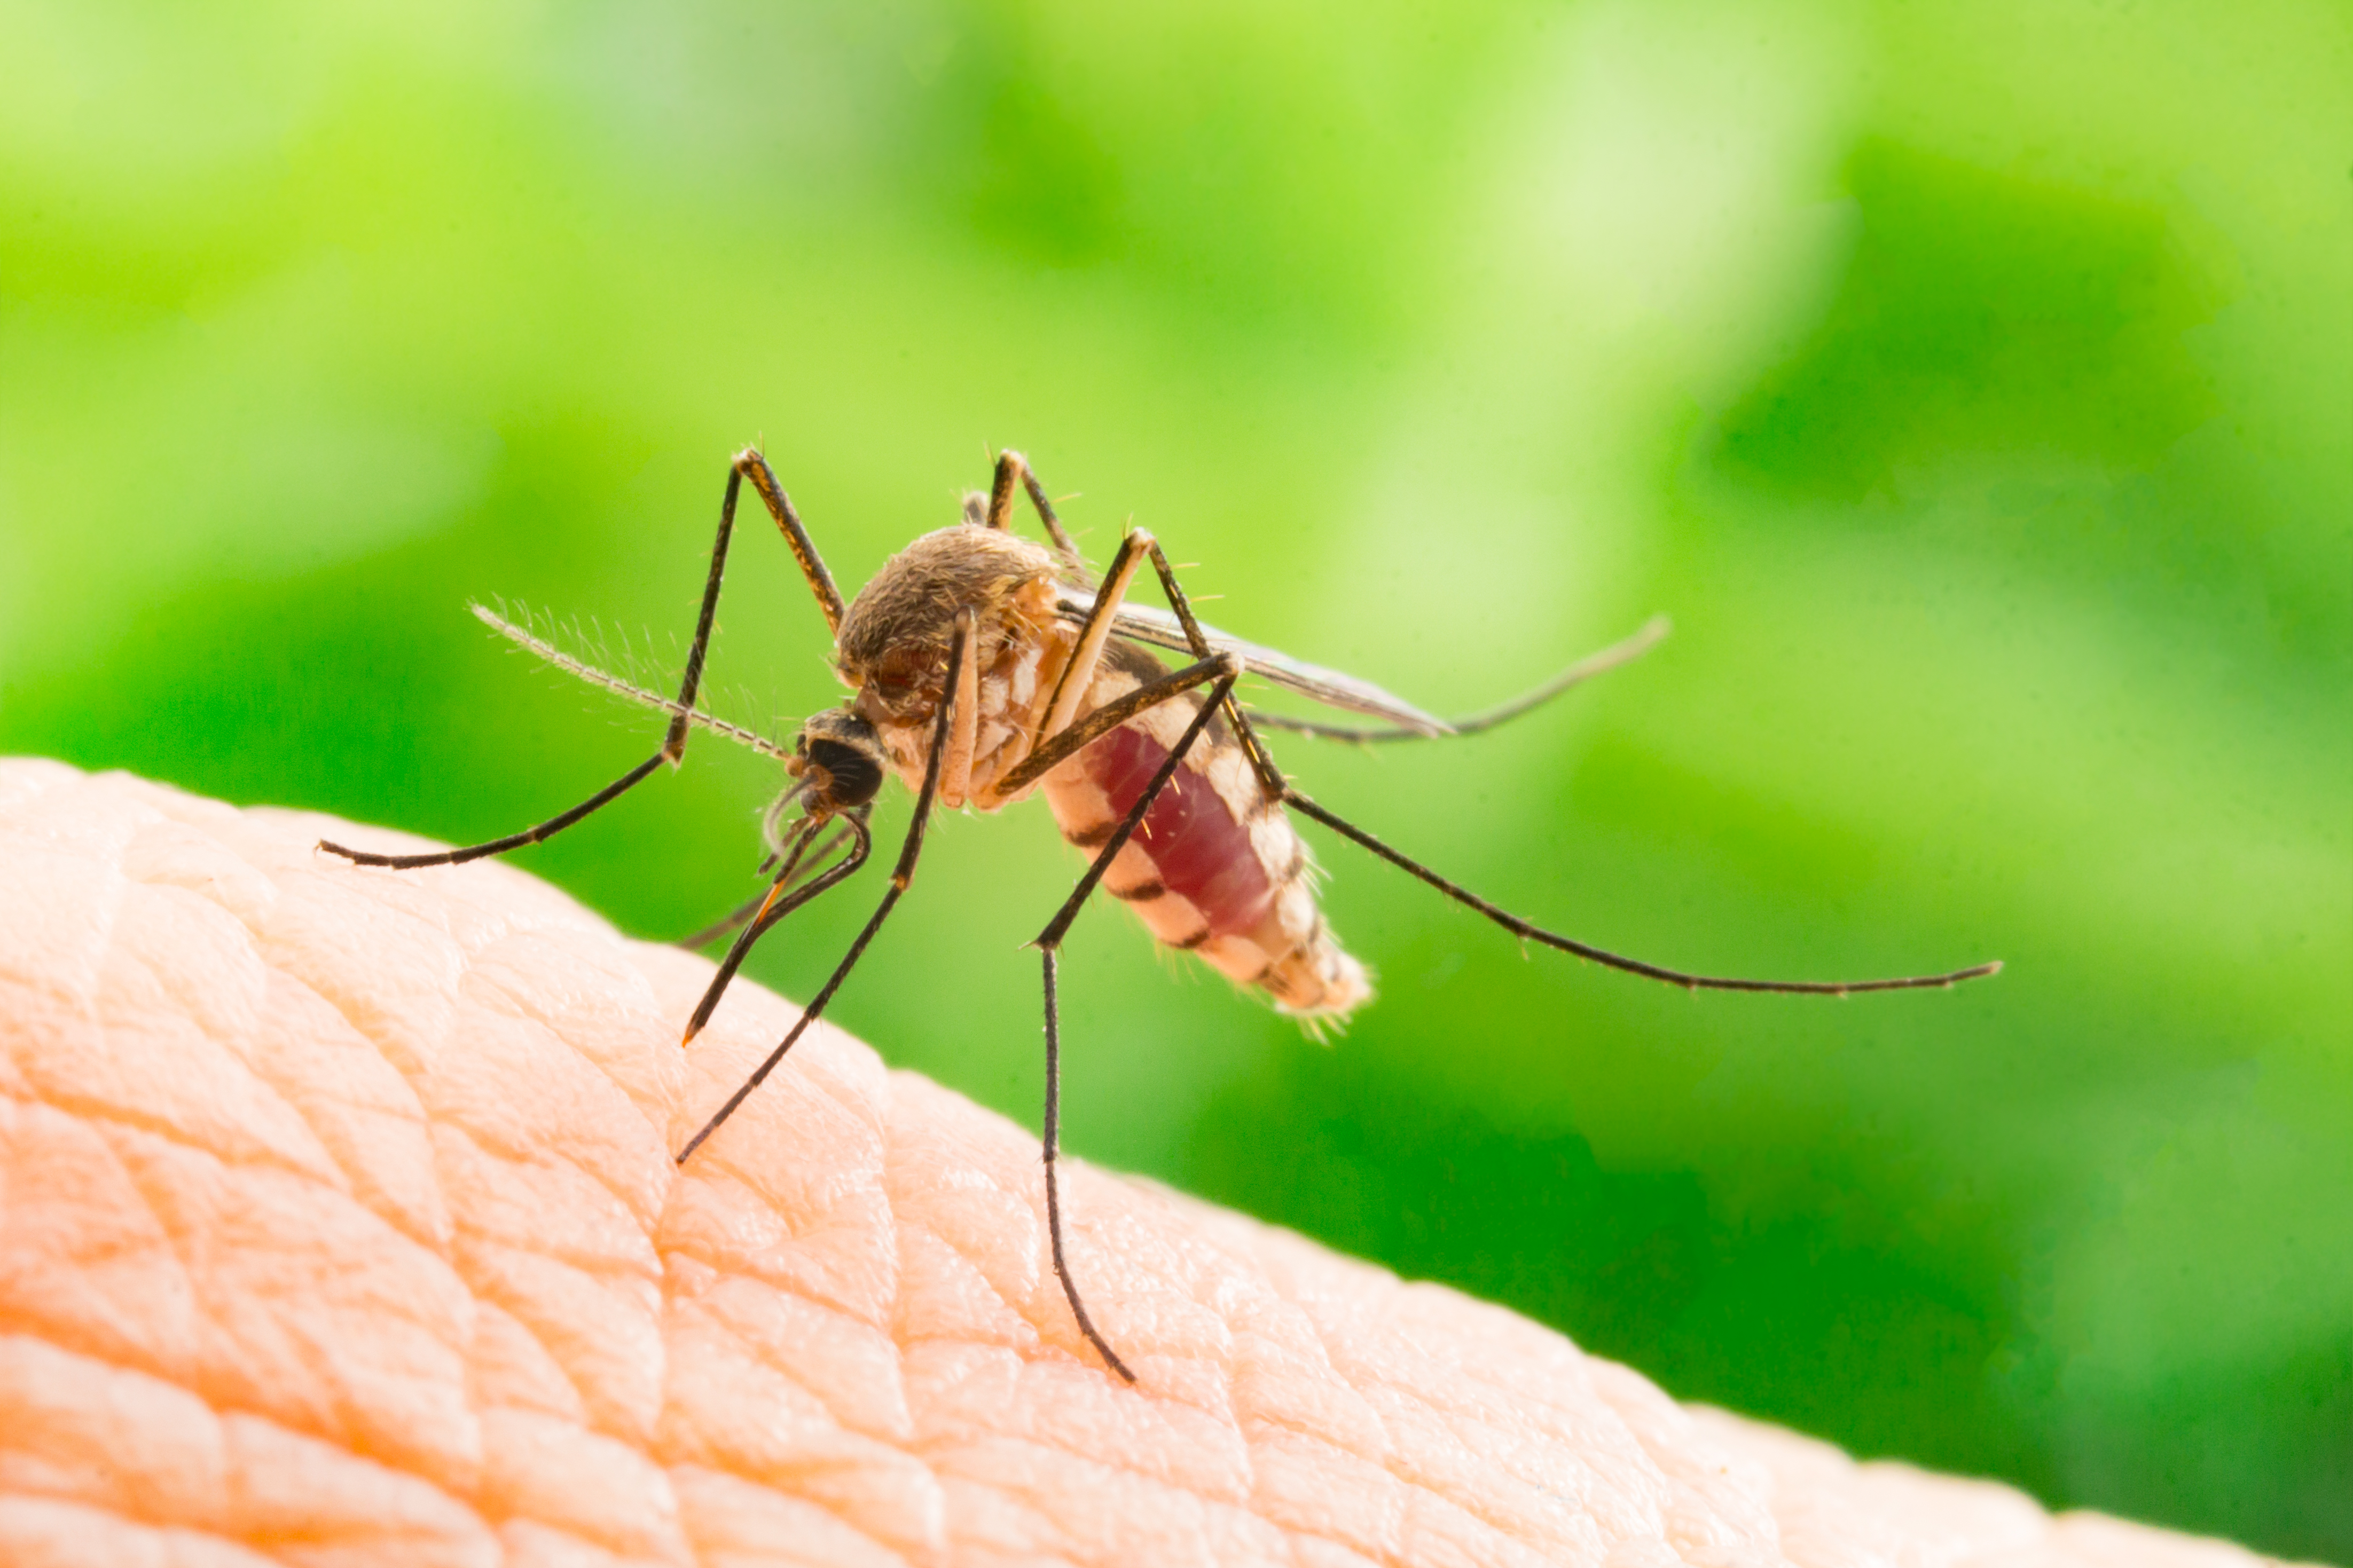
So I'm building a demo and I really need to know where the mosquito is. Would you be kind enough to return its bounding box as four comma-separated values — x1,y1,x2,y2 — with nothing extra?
321,446,2000,1382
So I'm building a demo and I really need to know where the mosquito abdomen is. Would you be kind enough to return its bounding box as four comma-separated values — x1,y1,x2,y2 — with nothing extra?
1041,645,1371,1021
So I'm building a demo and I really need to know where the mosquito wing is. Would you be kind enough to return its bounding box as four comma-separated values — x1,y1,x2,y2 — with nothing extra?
1054,587,1450,736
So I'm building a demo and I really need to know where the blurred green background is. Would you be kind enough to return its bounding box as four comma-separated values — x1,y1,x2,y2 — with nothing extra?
4,0,2347,1555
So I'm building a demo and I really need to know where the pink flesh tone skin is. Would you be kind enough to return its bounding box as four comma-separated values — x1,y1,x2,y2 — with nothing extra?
0,760,2308,1568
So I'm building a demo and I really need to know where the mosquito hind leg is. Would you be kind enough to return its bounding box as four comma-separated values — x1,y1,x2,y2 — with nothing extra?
1280,790,2001,992
1120,545,2002,995
1029,664,1244,1383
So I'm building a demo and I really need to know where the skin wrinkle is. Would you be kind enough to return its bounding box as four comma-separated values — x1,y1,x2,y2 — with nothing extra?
89,962,450,1314
436,1113,662,1301
15,871,347,1197
0,764,2312,1568
1212,1253,1680,1567
0,1338,496,1565
452,1240,618,1459
249,974,451,1260
139,1131,482,1496
18,1105,208,1393
449,984,668,1237
228,930,453,1249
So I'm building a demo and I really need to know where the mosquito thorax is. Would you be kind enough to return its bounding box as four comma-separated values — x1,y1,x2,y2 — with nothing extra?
832,524,1066,718
790,708,887,813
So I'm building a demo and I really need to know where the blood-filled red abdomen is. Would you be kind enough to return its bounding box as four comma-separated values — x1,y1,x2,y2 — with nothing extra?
1034,650,1372,1019
1084,723,1275,937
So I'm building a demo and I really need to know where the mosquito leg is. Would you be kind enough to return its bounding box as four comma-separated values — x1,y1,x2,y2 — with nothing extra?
964,526,1162,808
676,820,858,950
1029,666,1243,1383
1018,464,1085,568
983,450,1084,566
320,453,774,871
682,814,874,1044
1126,535,1292,799
678,887,773,951
730,446,848,636
1251,614,1673,744
1285,789,2001,993
942,610,983,808
674,613,975,1164
1039,949,1125,1382
1036,530,1155,748
1120,542,2001,993
986,650,1238,802
984,450,1022,531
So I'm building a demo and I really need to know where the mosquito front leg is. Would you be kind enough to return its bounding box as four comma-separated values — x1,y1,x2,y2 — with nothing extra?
681,814,874,1045
1030,665,1244,1384
731,446,848,636
319,450,780,870
677,818,859,949
674,610,975,1164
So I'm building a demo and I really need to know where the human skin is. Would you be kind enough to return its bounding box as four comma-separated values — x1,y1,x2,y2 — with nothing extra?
0,761,2302,1567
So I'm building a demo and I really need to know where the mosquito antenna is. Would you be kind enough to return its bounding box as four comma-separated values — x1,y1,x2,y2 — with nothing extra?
1285,790,2001,995
471,602,793,760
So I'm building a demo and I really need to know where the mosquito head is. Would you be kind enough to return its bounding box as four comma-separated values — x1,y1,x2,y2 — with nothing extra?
789,707,888,815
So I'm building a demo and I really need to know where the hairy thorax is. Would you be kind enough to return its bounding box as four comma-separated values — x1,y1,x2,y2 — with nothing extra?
835,526,1075,811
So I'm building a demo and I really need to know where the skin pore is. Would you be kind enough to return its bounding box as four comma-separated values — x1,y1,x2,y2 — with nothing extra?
0,761,2277,1567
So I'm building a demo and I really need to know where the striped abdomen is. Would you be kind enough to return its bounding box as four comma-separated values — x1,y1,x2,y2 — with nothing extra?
1039,642,1370,1020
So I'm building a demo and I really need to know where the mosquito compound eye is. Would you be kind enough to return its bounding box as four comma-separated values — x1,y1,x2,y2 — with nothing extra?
870,645,932,694
797,708,887,810
806,737,884,808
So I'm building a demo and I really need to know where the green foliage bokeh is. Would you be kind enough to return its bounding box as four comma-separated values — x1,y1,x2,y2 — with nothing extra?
3,0,2346,1555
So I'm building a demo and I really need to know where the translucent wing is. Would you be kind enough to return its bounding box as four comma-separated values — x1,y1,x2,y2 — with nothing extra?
1054,587,1450,736
1249,615,1672,743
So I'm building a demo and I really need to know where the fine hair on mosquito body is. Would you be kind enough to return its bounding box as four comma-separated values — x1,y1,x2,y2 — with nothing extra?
321,444,2002,1384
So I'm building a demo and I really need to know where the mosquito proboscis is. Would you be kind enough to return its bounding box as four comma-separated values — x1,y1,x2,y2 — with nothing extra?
322,446,2000,1382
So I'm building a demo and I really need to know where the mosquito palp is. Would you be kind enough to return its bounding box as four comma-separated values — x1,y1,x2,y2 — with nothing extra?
324,444,2002,1384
